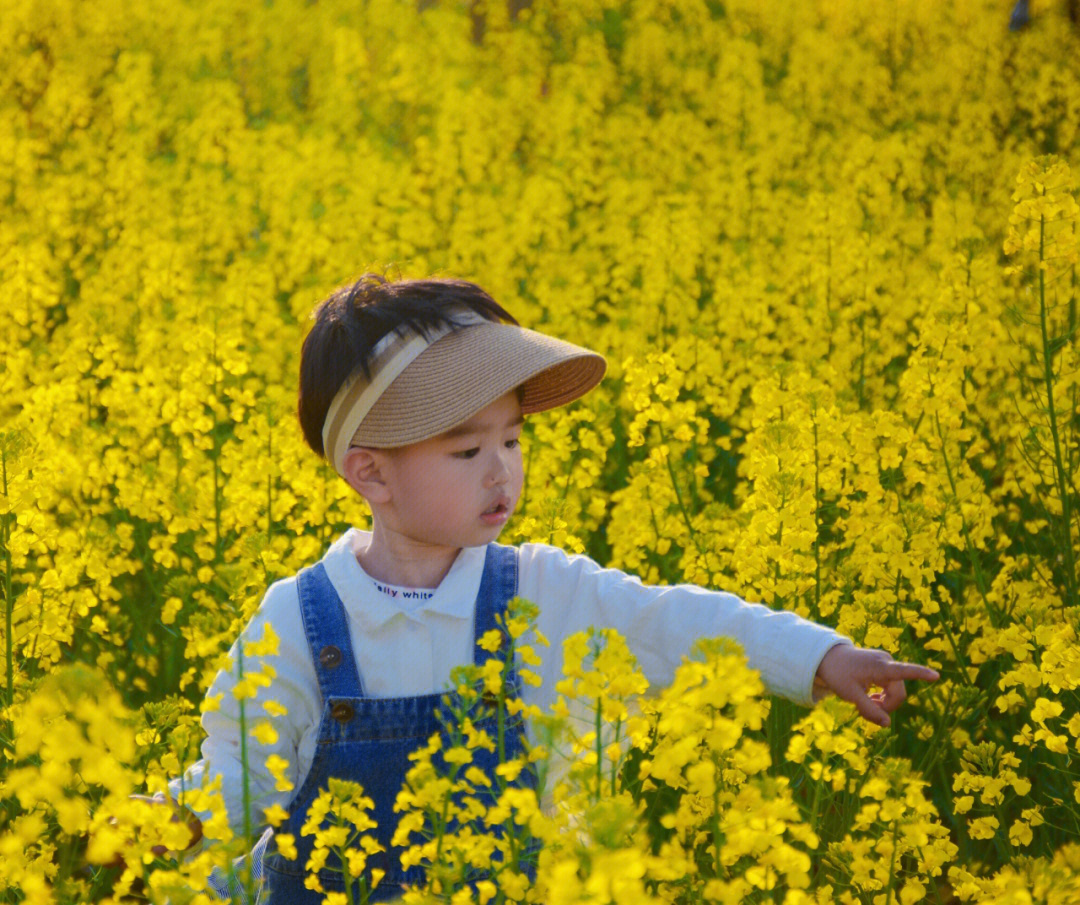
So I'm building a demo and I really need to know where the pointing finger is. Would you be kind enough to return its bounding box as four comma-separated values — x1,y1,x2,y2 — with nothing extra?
879,661,940,683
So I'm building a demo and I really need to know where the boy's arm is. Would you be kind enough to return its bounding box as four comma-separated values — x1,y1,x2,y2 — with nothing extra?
521,544,934,716
169,578,321,838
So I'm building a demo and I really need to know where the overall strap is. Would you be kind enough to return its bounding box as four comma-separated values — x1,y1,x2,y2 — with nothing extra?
295,562,366,699
472,543,520,663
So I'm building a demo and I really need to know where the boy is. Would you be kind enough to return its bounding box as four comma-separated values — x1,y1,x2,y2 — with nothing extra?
171,273,938,902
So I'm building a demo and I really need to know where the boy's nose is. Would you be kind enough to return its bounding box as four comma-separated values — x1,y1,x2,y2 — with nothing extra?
487,450,512,485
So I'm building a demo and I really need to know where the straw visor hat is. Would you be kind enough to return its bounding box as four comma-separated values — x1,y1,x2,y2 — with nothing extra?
321,311,606,475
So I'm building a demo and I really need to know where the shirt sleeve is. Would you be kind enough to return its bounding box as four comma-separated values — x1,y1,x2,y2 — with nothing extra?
519,543,852,709
169,577,322,837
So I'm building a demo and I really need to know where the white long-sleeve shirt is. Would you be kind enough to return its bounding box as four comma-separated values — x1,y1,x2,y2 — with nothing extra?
171,528,851,833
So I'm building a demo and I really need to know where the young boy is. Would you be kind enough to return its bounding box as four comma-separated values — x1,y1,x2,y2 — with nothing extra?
171,273,938,903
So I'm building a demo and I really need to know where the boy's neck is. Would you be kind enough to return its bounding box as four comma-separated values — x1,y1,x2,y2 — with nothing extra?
351,528,462,590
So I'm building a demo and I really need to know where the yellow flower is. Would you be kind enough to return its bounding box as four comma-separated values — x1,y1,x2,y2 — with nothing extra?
266,754,295,793
899,879,926,905
263,804,290,828
263,699,289,717
1030,697,1063,724
1009,820,1033,847
275,832,298,860
969,816,1000,840
477,629,503,653
250,720,278,745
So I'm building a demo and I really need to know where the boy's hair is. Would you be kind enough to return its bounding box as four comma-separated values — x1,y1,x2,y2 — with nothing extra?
298,273,518,458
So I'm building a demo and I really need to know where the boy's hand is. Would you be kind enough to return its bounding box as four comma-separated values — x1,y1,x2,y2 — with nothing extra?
93,794,204,870
813,644,939,727
133,793,204,856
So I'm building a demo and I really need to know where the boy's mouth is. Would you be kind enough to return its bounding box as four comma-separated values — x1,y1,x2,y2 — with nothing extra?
481,501,510,526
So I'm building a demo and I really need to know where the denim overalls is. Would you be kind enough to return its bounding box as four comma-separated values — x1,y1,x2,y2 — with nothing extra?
208,542,530,904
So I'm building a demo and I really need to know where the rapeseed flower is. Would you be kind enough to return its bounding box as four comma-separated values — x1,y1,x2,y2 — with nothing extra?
5,0,1080,899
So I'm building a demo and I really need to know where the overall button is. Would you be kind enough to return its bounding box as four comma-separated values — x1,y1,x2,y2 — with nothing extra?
331,702,354,723
319,645,342,668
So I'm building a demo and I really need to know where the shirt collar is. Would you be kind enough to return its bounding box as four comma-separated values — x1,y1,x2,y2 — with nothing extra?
321,528,487,632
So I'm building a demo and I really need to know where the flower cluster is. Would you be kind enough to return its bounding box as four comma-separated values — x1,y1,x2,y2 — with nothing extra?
393,599,547,903
300,779,384,903
3,0,1080,900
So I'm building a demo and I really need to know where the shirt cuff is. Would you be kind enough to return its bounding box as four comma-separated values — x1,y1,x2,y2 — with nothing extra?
803,637,855,708
168,764,219,829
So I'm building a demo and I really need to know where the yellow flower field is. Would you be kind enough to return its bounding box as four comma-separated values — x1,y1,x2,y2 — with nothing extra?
2,0,1080,901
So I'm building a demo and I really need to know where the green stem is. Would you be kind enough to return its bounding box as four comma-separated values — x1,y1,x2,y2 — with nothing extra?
548,445,580,542
497,681,507,768
2,447,13,712
807,768,825,840
925,579,971,684
826,225,834,359
343,833,356,905
212,322,224,560
773,520,784,597
712,778,723,882
709,710,723,882
644,485,663,553
594,694,603,802
236,645,255,903
655,423,705,558
267,416,274,543
885,819,900,905
934,413,999,628
431,768,453,873
914,679,957,778
1037,211,1077,608
610,714,621,796
857,310,867,410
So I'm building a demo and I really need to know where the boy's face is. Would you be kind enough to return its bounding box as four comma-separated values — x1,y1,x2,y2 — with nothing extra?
374,390,525,549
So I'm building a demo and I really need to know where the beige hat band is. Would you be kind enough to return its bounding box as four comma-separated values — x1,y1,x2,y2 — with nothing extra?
322,311,490,473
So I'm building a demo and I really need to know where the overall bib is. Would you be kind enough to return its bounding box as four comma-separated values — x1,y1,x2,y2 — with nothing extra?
243,541,531,904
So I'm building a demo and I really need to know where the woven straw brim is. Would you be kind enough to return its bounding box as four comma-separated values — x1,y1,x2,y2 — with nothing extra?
351,322,606,448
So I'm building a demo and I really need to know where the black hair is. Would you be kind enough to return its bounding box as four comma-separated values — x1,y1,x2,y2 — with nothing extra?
297,272,518,458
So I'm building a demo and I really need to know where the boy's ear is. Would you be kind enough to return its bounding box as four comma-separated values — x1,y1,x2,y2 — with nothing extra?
340,447,392,504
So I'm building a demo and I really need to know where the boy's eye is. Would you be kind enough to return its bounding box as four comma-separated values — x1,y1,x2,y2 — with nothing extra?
453,438,518,459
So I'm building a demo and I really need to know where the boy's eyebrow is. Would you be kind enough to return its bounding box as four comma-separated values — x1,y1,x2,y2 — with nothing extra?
440,414,524,440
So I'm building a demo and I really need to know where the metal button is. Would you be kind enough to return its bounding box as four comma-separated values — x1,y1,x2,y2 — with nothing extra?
319,645,342,669
331,701,355,723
